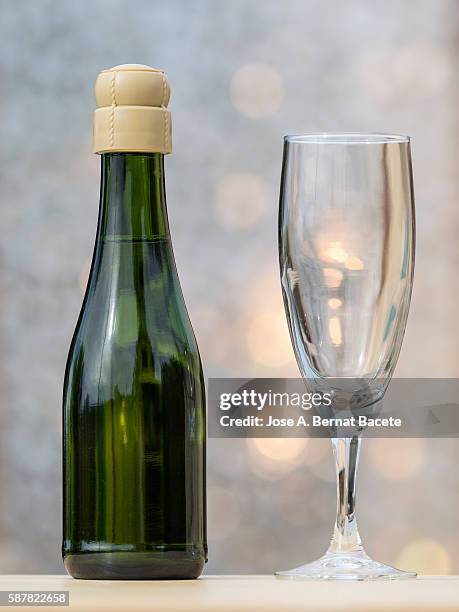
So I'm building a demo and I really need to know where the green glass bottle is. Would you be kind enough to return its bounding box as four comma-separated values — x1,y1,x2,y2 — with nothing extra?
63,65,206,580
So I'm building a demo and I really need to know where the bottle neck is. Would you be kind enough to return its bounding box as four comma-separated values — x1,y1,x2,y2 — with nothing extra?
99,153,169,241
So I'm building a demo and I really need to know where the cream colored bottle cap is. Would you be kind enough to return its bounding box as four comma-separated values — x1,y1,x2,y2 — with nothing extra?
93,64,172,154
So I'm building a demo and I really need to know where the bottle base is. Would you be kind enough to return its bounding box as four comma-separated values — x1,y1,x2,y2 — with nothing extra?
64,551,205,580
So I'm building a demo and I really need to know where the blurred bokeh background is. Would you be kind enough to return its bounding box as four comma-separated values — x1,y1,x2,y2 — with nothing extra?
1,0,459,575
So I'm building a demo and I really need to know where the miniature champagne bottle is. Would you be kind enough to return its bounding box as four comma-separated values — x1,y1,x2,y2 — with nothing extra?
63,64,207,579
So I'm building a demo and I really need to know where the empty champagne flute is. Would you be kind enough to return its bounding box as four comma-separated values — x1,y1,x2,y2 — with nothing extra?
277,133,415,580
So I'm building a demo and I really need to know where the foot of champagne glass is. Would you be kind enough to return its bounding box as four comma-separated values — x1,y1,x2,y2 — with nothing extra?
275,437,417,581
275,550,416,581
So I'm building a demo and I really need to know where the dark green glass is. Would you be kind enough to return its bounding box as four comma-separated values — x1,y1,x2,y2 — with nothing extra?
63,153,207,580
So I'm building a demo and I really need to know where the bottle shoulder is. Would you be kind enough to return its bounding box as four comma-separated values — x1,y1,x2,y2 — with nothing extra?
64,239,203,395
82,239,196,339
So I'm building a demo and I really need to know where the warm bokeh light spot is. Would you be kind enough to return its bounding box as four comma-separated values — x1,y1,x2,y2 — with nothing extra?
329,317,342,345
252,438,306,462
230,63,285,119
214,173,269,229
328,298,342,310
322,241,348,264
367,439,425,480
358,43,450,103
323,268,343,288
246,310,294,368
247,438,307,480
247,271,283,310
346,255,364,271
396,538,450,574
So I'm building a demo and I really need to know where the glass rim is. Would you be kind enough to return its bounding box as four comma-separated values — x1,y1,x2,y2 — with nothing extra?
284,132,410,144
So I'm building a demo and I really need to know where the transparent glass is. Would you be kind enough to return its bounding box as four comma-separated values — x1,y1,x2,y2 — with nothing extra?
277,133,416,580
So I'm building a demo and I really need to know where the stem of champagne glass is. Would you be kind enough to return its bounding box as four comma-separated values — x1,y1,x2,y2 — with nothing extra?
328,436,363,554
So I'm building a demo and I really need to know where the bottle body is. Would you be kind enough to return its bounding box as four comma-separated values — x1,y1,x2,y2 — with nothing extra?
63,154,206,579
